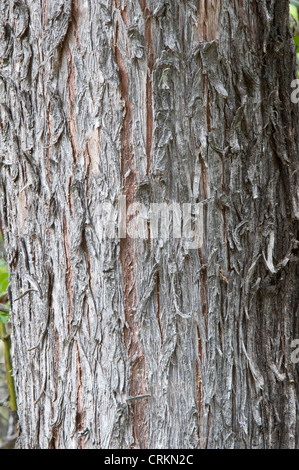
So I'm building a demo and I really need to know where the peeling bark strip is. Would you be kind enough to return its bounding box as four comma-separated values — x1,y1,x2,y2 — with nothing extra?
0,0,299,449
63,213,73,333
67,44,78,163
114,10,148,449
114,20,133,180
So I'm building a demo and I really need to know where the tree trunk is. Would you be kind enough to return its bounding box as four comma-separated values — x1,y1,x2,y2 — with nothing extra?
0,0,299,449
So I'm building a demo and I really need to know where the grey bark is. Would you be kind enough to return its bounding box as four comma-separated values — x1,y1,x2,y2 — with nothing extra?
0,0,299,449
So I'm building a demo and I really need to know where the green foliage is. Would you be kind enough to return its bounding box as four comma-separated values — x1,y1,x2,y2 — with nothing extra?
290,1,299,77
0,258,9,325
0,252,16,446
0,311,9,325
0,264,9,294
291,4,299,21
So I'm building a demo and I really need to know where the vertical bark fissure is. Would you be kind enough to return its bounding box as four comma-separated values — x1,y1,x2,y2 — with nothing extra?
75,343,84,447
114,12,148,448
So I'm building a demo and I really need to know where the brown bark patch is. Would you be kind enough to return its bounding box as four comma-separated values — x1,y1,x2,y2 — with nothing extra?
18,189,27,235
233,0,247,29
114,0,130,26
71,0,82,50
197,0,220,41
42,0,48,38
86,129,100,175
114,22,133,178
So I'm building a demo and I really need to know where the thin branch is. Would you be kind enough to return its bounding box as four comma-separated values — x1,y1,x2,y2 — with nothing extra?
126,394,151,402
14,289,38,302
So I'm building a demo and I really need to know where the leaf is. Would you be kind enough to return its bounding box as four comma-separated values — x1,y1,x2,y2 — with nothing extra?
290,4,299,23
0,272,8,294
0,312,9,324
0,259,9,295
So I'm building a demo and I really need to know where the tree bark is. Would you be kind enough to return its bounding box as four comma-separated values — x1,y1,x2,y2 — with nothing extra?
0,0,299,449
